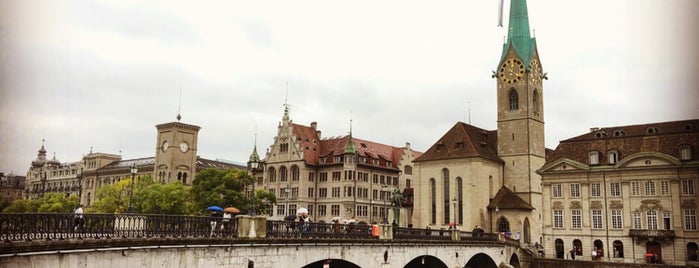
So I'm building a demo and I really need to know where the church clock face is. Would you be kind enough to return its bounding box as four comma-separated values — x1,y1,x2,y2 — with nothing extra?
531,59,542,85
179,142,189,152
499,59,525,84
162,140,169,152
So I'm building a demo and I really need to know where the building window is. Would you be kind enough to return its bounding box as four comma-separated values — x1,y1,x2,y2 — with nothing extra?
430,178,436,225
663,212,671,230
610,182,621,197
683,180,695,195
508,89,519,110
553,210,563,228
647,210,658,230
660,181,670,195
268,167,276,183
591,183,601,197
679,145,693,161
685,209,697,230
307,188,314,198
592,209,603,229
607,150,619,164
279,166,288,182
318,188,327,198
332,171,341,181
331,205,340,216
631,181,640,196
442,168,450,224
318,205,327,216
613,240,624,258
291,165,299,181
645,181,656,196
589,151,600,165
405,165,413,175
611,210,623,229
633,212,642,229
571,210,582,229
552,184,562,198
277,204,285,216
687,243,699,261
332,187,340,198
570,183,581,197
357,205,367,217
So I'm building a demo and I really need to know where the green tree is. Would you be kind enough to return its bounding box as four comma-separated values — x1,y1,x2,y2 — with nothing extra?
137,180,191,215
2,193,78,213
89,179,131,213
190,168,255,215
252,189,277,216
3,198,39,213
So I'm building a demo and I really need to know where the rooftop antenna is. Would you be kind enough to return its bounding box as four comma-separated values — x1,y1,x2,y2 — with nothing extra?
177,86,182,121
283,82,290,116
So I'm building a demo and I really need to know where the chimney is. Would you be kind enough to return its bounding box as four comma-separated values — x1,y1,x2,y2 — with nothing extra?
590,127,600,132
405,142,411,150
311,121,317,130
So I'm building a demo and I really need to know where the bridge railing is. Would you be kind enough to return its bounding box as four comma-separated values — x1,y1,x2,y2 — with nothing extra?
266,220,373,239
0,213,238,242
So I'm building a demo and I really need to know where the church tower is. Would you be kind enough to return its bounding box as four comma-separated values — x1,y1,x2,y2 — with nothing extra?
154,115,200,185
496,0,545,209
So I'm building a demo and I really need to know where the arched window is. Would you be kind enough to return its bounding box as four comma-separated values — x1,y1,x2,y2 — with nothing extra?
523,218,531,243
573,239,582,256
280,166,288,182
456,177,463,224
613,240,624,258
291,165,299,181
268,167,276,183
442,168,450,224
593,240,604,258
182,173,187,184
509,89,519,111
177,172,182,181
430,178,436,224
687,242,698,261
86,192,91,206
555,239,565,259
497,216,510,232
646,241,662,263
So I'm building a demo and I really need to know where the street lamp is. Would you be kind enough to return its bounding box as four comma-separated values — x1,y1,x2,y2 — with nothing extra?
381,184,388,224
127,163,137,213
247,159,259,216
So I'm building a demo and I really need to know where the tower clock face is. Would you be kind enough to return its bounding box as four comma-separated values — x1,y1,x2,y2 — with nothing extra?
499,59,525,84
162,141,168,152
531,59,542,85
179,142,189,152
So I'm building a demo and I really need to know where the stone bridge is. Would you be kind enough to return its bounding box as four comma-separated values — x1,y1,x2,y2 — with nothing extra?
0,213,532,268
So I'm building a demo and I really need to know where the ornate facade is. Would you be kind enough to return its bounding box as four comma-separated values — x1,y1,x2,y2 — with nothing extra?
538,120,699,265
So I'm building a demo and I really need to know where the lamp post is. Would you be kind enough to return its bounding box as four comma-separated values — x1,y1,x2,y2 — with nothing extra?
381,184,388,224
247,159,259,216
127,163,137,213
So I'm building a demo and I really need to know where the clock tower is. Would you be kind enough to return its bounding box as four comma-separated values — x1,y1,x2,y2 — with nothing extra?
154,118,200,185
496,0,545,212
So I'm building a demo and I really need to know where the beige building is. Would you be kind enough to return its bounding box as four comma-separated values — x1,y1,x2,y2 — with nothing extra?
253,106,421,224
25,117,244,207
0,172,25,203
538,120,699,265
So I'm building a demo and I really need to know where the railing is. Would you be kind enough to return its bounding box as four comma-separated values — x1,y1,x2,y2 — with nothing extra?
628,229,676,239
266,220,373,239
0,213,237,242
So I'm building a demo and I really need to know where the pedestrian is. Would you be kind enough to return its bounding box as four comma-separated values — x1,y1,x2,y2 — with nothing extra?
570,249,575,260
221,211,232,232
73,204,84,231
209,211,220,237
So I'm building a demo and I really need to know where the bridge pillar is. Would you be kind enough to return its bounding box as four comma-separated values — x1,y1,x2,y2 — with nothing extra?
236,215,267,238
379,224,393,240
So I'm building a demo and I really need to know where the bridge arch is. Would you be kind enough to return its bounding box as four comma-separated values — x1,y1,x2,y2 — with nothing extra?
302,259,360,268
509,253,520,268
404,255,447,268
464,252,497,268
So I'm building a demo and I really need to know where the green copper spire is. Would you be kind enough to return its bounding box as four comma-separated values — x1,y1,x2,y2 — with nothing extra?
500,0,536,68
344,118,357,154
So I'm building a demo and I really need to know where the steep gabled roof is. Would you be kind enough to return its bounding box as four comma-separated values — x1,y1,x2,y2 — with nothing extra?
414,122,501,163
290,123,322,164
545,119,699,165
487,186,534,210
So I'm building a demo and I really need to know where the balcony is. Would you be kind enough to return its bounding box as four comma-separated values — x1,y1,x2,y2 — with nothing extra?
629,229,675,243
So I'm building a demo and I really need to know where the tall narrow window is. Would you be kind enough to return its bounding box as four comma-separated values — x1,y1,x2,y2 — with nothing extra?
633,212,642,229
684,209,697,230
610,182,621,196
611,210,623,229
591,183,601,197
291,165,299,181
442,168,450,224
508,89,519,110
589,151,600,165
647,210,658,230
645,181,656,196
663,212,671,230
280,166,288,182
571,210,582,229
631,181,640,196
457,177,463,224
592,209,603,229
430,178,436,224
553,210,563,228
552,184,562,197
613,240,624,258
570,183,581,197
683,180,695,195
532,90,539,114
608,150,619,164
679,145,692,161
660,181,670,195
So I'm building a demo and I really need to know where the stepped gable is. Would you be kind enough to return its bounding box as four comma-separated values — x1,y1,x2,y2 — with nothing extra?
414,122,501,163
546,119,699,164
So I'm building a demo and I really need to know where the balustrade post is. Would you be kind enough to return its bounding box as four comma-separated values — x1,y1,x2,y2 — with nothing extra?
236,215,267,238
379,224,393,240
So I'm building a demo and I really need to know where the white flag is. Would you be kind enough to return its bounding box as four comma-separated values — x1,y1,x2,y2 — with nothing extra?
498,0,504,27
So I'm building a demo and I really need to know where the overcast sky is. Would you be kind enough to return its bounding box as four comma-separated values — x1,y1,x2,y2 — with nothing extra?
1,0,698,175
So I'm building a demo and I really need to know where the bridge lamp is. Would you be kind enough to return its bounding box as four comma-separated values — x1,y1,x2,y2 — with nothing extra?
247,158,259,216
381,184,388,224
127,163,137,213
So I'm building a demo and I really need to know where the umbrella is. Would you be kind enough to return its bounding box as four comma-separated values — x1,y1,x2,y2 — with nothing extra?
207,205,223,212
284,214,297,221
296,207,308,215
224,207,240,213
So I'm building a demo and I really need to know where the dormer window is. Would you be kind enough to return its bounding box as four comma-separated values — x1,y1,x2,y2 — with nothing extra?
320,157,326,164
387,161,393,167
456,141,464,149
613,130,626,137
436,142,445,152
334,156,342,163
589,151,600,165
679,145,693,161
608,150,619,165
373,159,379,165
646,127,659,135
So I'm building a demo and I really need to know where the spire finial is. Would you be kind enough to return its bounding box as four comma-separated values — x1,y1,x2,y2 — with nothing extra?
283,82,290,116
177,86,182,121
